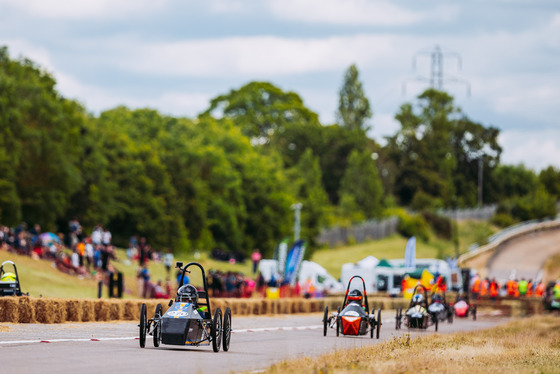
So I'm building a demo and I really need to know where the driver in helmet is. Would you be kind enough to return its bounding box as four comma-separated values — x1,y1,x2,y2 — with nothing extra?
1,272,16,282
348,289,363,306
177,284,198,306
407,293,429,317
412,293,424,305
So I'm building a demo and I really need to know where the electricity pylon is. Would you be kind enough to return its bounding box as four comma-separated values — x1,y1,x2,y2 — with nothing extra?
403,44,471,96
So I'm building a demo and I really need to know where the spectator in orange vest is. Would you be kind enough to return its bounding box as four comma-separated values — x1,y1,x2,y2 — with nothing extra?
489,278,499,301
471,275,481,300
506,279,516,296
526,279,533,297
480,278,489,297
535,281,545,297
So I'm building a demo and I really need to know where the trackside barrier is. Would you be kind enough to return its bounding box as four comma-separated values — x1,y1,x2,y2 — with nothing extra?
0,296,407,324
458,218,560,268
0,295,546,323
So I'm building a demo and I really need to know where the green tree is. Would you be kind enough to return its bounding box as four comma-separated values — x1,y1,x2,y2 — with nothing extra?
339,149,384,219
203,81,320,143
492,164,538,199
539,166,560,201
384,89,500,208
336,64,372,132
0,46,84,229
286,149,330,251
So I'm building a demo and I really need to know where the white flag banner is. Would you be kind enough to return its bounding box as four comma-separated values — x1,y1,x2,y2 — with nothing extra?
404,236,416,268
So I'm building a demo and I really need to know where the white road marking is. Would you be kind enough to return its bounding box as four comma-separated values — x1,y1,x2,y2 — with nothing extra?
0,325,326,345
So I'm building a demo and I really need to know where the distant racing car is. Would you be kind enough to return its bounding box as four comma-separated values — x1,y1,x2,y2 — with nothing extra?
395,285,439,331
323,275,382,339
138,261,231,352
428,291,453,324
453,293,477,320
0,260,27,297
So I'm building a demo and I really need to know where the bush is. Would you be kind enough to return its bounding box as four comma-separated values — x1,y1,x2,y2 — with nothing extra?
499,186,557,222
421,211,452,239
491,213,517,228
385,208,429,242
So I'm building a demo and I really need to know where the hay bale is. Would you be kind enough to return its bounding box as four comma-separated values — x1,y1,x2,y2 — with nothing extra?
94,300,111,321
35,298,55,323
300,300,310,314
52,299,67,323
18,297,35,323
66,300,82,322
123,301,139,320
278,299,292,314
237,300,249,315
251,300,261,315
108,300,124,321
0,297,19,322
81,300,95,322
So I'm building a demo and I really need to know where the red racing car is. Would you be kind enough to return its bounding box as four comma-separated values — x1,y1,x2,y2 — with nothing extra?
323,275,382,339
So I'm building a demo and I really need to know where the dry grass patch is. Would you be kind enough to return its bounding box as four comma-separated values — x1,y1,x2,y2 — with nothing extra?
264,316,560,374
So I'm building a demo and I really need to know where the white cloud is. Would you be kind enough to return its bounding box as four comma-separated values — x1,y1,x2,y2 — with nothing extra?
116,34,399,77
267,0,459,26
0,0,168,19
0,39,55,71
208,0,248,13
499,130,560,171
56,71,210,117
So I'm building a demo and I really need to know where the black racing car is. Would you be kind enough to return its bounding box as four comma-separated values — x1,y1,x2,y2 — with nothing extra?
139,261,231,352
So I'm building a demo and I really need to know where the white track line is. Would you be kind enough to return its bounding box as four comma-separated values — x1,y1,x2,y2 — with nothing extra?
0,337,138,345
0,325,325,346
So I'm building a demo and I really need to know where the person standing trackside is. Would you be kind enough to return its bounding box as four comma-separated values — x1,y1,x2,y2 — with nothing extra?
164,249,174,278
251,248,262,275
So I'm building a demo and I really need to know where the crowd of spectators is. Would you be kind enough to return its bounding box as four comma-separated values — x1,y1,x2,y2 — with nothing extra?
0,220,117,278
206,270,256,298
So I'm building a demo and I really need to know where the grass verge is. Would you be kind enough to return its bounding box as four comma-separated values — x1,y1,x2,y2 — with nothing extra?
264,315,560,374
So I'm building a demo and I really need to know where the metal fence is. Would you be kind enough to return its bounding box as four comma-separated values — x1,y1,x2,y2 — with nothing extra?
438,205,497,220
316,217,399,247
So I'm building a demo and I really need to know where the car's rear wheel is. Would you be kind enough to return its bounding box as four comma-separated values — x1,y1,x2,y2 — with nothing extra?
434,314,439,331
376,309,382,339
336,306,340,337
139,303,147,348
370,308,375,338
323,306,329,337
212,308,222,352
222,307,231,352
153,304,162,347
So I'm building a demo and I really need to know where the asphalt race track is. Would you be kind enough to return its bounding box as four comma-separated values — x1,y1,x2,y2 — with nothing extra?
486,228,560,281
0,311,508,374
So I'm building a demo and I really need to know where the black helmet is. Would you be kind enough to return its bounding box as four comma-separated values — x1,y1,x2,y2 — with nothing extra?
176,284,198,304
348,289,363,302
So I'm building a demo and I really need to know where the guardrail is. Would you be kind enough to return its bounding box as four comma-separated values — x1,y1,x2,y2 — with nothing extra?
458,218,560,266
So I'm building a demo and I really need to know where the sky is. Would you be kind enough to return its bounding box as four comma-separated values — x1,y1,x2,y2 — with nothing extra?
1,0,559,171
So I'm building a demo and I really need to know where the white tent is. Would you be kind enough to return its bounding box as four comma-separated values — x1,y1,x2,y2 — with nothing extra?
298,260,343,293
340,256,379,293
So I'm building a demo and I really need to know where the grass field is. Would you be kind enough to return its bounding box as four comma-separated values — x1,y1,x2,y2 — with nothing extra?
0,220,494,298
311,220,495,279
264,315,560,374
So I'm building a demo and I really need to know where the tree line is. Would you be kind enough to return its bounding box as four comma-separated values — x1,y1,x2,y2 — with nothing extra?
1,47,559,257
